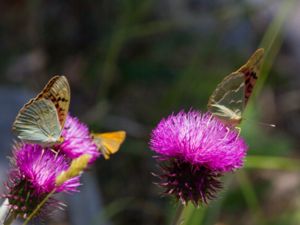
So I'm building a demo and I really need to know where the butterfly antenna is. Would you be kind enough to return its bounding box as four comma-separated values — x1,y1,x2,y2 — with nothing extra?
256,121,276,128
243,118,276,128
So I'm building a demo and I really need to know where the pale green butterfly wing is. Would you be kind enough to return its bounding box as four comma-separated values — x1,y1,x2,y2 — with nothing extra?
207,48,264,127
208,72,244,126
12,98,62,146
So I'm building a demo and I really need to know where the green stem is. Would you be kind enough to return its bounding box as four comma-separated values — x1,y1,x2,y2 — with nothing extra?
180,203,196,225
171,203,184,225
237,171,267,225
22,189,56,225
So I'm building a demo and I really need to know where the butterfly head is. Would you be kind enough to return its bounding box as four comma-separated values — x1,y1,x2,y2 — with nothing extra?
42,135,64,147
58,136,65,144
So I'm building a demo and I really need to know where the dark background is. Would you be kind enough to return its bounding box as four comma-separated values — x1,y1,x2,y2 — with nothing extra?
1,1,300,225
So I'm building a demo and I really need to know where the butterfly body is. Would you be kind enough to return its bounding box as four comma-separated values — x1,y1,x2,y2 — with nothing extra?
208,48,264,127
12,76,70,146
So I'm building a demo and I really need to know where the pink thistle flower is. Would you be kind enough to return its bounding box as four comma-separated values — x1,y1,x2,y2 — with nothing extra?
2,143,80,218
14,144,80,194
149,110,248,205
60,114,100,163
150,110,247,172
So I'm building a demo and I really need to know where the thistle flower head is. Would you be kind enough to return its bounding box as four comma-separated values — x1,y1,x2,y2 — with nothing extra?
3,143,80,218
150,110,247,172
60,114,100,163
150,110,248,205
13,143,80,194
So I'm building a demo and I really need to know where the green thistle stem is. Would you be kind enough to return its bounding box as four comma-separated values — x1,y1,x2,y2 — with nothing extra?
171,203,184,225
22,189,56,225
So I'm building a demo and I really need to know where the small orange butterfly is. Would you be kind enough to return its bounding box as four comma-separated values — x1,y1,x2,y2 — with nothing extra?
92,131,126,159
207,48,265,127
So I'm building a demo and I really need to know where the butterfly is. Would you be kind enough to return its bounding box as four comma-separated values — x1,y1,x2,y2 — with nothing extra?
12,75,70,146
207,48,264,127
91,131,126,159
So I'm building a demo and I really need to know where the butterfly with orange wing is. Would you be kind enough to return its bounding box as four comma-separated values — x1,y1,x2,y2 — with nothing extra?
92,131,126,160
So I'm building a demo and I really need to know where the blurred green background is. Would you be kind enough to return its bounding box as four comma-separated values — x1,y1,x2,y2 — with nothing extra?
1,0,300,225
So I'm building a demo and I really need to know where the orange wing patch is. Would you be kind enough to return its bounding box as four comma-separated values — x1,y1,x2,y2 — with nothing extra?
92,131,126,159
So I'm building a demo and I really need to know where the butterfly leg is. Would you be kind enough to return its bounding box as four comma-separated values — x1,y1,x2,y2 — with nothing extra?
48,148,60,158
221,126,241,142
220,127,231,142
234,127,241,141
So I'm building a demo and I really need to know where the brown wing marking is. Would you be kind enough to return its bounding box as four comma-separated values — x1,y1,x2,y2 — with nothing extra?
236,48,264,104
24,75,70,127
